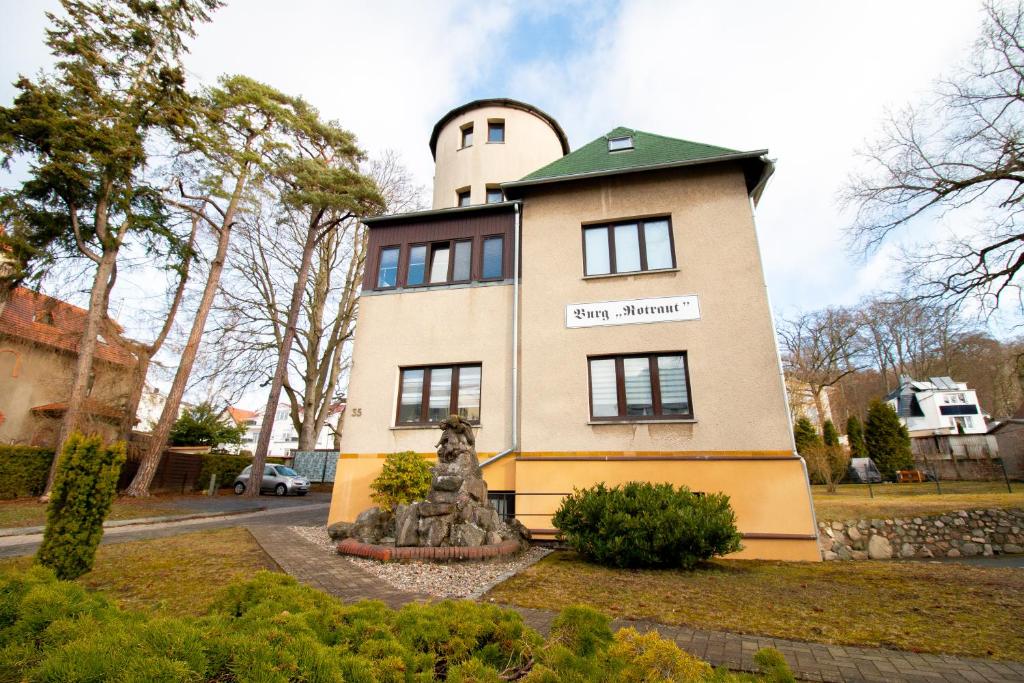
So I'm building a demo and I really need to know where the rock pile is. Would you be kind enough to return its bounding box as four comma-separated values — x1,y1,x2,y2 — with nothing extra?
330,415,529,553
819,507,1024,560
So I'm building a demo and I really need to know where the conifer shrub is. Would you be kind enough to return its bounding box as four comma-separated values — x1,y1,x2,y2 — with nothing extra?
370,451,432,510
864,400,913,480
35,433,126,580
822,419,839,447
846,415,868,460
793,416,821,455
552,482,743,569
0,568,794,681
0,445,54,499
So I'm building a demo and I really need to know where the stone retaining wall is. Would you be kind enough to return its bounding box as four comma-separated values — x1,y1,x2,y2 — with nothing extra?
818,508,1024,560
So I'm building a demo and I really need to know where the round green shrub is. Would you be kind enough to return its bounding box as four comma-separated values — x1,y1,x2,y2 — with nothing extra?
370,451,432,510
552,481,743,569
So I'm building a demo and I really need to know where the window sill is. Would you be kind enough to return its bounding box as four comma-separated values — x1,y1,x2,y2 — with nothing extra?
391,424,482,431
582,268,679,281
587,418,697,426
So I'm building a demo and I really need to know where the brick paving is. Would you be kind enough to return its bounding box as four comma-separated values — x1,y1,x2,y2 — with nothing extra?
252,527,1024,683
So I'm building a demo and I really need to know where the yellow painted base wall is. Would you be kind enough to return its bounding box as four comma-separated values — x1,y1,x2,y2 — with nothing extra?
327,451,821,562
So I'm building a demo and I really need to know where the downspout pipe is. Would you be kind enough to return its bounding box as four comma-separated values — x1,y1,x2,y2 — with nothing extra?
480,201,521,468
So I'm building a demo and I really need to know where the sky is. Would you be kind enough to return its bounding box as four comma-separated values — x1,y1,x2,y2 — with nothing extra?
0,0,1010,402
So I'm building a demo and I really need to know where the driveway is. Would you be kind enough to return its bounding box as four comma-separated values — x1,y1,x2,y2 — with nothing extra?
0,491,331,558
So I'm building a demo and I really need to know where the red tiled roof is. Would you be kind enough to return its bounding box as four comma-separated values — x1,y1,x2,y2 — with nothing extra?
226,406,259,424
0,287,136,366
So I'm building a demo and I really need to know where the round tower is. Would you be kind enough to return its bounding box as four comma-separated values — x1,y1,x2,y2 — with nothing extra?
429,98,569,209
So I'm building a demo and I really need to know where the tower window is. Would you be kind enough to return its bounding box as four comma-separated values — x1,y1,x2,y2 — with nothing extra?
488,120,505,143
486,187,504,204
460,124,473,148
608,135,634,152
457,188,471,207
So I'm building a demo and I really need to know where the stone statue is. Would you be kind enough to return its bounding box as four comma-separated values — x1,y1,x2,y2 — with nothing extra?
331,414,530,552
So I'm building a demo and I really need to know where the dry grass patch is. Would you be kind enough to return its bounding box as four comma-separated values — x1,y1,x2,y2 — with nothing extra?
813,482,1023,521
0,527,278,617
487,551,1024,660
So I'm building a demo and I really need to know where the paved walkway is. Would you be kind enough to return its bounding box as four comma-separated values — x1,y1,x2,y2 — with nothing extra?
249,528,1024,683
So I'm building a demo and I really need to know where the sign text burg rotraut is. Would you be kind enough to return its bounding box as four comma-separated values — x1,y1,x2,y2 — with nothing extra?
565,295,700,328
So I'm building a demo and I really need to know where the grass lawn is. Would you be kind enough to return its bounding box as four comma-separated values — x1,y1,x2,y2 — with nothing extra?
0,527,278,617
487,551,1024,660
0,495,203,530
812,481,1024,521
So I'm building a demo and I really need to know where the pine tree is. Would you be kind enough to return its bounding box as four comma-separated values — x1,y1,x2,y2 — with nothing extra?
864,400,913,479
822,419,839,447
846,415,868,460
793,417,821,455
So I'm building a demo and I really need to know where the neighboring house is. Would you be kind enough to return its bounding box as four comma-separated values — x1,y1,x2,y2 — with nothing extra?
885,376,988,436
0,286,137,446
785,378,834,432
330,98,819,561
887,375,1000,480
135,383,192,432
226,402,344,456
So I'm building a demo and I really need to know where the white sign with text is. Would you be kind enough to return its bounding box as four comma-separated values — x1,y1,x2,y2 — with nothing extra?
565,295,700,328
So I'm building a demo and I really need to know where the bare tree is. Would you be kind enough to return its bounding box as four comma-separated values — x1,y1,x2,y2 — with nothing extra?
843,1,1024,315
209,152,423,450
778,308,865,434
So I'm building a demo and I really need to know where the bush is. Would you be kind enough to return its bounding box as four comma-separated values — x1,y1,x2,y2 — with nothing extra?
846,415,868,460
804,443,850,492
169,403,245,448
370,451,432,510
35,433,126,580
864,400,913,480
552,482,743,569
0,445,54,499
793,417,821,455
0,568,792,682
822,419,839,447
195,453,252,490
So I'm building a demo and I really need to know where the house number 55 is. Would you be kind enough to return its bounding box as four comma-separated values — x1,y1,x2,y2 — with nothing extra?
351,408,362,417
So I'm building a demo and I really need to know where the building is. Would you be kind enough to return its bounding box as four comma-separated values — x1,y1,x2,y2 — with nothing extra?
227,403,344,456
135,383,192,432
885,376,989,436
887,376,1001,480
0,286,137,446
329,98,819,561
785,378,834,432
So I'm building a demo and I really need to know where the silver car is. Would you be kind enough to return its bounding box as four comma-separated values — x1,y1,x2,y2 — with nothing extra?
233,464,310,496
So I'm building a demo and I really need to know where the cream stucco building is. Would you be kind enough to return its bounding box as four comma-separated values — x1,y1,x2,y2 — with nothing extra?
330,98,819,561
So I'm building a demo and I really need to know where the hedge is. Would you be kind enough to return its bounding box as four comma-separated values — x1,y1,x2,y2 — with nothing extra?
195,454,252,490
0,445,54,499
0,568,794,681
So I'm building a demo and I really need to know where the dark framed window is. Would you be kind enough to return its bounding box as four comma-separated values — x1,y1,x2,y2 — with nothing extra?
481,235,504,280
397,364,481,425
377,246,400,288
457,189,471,207
488,120,505,143
583,217,674,276
406,239,472,286
460,124,473,148
588,353,692,420
485,187,504,204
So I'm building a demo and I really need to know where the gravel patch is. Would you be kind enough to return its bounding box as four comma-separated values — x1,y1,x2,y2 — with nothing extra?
290,525,551,599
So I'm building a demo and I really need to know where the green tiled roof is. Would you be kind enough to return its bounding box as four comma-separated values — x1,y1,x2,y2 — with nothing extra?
517,126,750,183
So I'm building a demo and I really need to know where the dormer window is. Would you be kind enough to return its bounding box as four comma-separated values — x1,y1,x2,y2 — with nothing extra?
608,135,633,152
34,310,54,325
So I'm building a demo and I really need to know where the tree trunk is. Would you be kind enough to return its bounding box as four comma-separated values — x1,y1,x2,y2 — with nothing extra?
43,247,118,497
247,219,321,496
118,350,151,441
811,386,828,435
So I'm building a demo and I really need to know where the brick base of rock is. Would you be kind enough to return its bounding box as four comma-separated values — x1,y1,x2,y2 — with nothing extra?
337,537,524,563
819,507,1024,560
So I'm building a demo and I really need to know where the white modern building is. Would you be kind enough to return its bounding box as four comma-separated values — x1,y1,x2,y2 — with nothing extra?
227,403,344,456
886,376,988,436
